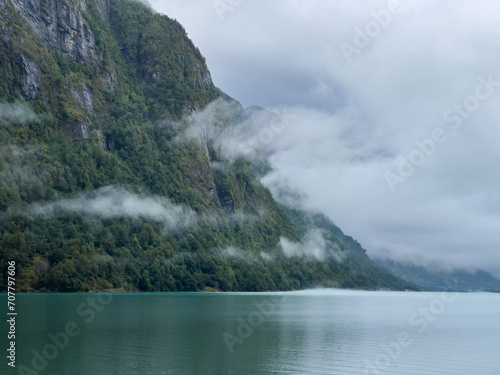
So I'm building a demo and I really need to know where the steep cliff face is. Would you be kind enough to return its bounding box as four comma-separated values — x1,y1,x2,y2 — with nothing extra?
0,0,411,293
19,53,41,99
10,0,97,63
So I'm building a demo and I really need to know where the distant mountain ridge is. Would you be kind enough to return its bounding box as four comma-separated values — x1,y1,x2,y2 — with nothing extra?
375,259,500,293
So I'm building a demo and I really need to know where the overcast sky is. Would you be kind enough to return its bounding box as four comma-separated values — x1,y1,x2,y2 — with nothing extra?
149,0,500,277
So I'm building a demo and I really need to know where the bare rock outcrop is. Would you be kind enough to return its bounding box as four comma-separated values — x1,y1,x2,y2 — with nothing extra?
10,0,97,63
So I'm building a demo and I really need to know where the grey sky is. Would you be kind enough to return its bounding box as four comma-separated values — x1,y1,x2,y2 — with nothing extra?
149,0,500,276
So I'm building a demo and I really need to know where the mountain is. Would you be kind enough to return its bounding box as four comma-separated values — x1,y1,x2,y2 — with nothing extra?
0,0,413,292
375,259,500,293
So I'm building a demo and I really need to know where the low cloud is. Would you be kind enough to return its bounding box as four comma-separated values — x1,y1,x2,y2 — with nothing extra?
0,103,40,123
183,96,500,276
171,93,500,277
221,246,249,260
30,186,196,230
280,228,344,261
260,251,274,261
173,97,293,162
259,102,500,276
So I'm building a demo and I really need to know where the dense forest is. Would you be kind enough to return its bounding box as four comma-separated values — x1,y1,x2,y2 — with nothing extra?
0,0,414,292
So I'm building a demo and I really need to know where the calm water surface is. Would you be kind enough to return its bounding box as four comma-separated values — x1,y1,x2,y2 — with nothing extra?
2,290,499,374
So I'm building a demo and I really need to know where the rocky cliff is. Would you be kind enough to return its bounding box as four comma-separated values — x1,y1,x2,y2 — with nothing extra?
10,0,98,63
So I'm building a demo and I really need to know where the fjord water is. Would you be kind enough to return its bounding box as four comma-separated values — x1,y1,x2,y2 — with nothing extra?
5,290,500,375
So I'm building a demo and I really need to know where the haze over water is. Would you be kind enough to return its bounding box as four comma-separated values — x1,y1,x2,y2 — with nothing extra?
5,290,500,374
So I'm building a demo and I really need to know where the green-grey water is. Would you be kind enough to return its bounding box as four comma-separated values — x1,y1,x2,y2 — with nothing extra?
2,290,500,374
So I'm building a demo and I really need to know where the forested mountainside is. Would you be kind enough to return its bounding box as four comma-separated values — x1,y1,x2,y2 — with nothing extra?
0,0,413,292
